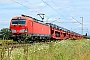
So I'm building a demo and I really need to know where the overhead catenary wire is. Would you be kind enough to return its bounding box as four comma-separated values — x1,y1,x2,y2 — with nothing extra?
42,0,67,19
72,17,81,24
24,0,41,10
50,0,81,24
42,0,80,24
11,0,39,13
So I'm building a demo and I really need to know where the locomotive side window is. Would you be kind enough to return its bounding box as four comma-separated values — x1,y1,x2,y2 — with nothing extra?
12,19,26,25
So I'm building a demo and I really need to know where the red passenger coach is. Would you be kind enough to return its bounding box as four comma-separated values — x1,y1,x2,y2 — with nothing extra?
10,15,50,41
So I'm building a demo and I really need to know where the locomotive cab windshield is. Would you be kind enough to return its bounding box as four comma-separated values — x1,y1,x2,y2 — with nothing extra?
12,19,26,25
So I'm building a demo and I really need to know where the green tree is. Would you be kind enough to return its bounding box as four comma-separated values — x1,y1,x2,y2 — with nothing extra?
0,28,10,40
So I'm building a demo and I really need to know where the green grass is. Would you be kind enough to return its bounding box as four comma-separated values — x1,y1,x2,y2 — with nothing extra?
0,39,90,60
0,39,18,45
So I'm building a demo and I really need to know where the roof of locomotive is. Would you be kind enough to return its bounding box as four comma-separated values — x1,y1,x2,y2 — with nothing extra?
11,14,48,25
21,14,50,26
21,14,44,22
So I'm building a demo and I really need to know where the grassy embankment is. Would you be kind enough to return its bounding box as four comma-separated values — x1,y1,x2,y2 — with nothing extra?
0,39,90,60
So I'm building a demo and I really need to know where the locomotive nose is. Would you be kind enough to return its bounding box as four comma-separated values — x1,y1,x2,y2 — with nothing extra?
11,28,28,34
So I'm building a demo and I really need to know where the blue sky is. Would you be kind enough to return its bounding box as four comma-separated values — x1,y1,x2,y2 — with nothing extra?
0,0,90,35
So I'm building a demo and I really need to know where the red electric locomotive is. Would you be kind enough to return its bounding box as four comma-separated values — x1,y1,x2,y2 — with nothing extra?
10,15,50,41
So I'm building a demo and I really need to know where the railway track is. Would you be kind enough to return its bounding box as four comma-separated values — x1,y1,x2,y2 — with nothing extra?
0,40,51,49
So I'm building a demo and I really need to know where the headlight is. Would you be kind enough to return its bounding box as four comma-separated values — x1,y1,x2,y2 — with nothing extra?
19,29,28,33
11,29,16,33
20,29,25,33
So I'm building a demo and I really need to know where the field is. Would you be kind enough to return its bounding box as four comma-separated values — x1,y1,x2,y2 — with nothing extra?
0,39,90,60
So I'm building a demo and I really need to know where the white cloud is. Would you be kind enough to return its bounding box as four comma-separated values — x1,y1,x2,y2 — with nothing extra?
0,0,13,4
36,3,45,7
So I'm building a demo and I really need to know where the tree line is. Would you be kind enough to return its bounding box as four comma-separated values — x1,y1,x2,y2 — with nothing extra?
0,28,10,40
